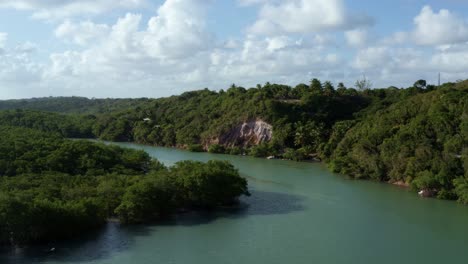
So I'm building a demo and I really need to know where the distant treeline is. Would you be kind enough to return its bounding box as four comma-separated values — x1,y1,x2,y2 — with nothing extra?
0,126,249,246
0,79,466,204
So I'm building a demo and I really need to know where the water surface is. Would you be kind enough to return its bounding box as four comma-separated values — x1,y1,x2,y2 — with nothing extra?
2,143,468,264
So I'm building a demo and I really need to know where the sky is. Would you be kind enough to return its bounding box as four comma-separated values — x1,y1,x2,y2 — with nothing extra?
0,0,468,99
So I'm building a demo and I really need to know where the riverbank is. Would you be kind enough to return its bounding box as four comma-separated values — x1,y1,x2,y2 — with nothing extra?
103,140,451,203
4,143,468,264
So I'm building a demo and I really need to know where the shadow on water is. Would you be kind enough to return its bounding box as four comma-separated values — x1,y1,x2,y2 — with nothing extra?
0,223,154,264
159,189,307,227
0,190,305,264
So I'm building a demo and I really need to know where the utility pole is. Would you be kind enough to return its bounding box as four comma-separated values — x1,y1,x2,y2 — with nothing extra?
438,72,441,87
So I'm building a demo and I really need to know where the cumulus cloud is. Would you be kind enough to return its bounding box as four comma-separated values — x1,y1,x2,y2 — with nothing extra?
141,0,213,59
345,29,369,47
49,0,213,69
248,0,373,35
412,6,468,45
0,32,7,48
55,21,110,46
238,0,269,6
430,43,468,73
0,39,45,99
0,0,146,20
41,0,346,98
3,0,468,99
349,40,468,88
40,0,216,97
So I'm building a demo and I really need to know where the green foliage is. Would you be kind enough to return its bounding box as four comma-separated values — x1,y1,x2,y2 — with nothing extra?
0,126,152,176
283,148,308,161
329,82,468,199
454,177,468,204
413,79,427,89
188,144,205,152
0,109,94,138
0,82,371,152
0,126,249,245
0,96,151,114
208,144,226,154
116,160,249,224
168,160,250,208
1,79,467,205
249,143,273,157
412,171,439,190
0,174,106,245
227,146,243,155
115,175,176,224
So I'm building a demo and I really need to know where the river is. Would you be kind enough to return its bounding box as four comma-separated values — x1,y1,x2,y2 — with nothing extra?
2,142,468,264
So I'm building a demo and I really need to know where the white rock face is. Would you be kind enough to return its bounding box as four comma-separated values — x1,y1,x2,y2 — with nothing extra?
218,120,273,147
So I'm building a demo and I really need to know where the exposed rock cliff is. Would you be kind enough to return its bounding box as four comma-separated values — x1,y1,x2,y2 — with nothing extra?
212,120,273,148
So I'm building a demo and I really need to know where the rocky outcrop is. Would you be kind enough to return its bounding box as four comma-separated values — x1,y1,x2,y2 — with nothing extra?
216,120,273,148
418,189,437,198
390,180,410,188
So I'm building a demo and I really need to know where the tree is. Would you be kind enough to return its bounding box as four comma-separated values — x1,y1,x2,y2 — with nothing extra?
323,81,336,96
355,76,372,91
208,144,225,154
115,175,176,224
310,78,323,94
413,79,427,89
294,121,325,150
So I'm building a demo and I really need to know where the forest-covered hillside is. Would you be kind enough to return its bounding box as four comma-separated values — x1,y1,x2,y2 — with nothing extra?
0,97,151,114
0,79,466,204
0,126,249,246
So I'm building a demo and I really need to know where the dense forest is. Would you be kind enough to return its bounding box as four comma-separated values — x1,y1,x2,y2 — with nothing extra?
0,126,249,246
0,79,466,205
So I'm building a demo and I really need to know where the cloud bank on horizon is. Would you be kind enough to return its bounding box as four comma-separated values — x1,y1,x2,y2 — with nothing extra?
0,0,468,99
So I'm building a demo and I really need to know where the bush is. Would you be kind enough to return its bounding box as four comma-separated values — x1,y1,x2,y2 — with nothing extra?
188,144,204,152
169,160,250,208
227,146,243,155
208,144,226,154
249,143,272,157
454,177,468,204
412,171,439,190
283,148,308,161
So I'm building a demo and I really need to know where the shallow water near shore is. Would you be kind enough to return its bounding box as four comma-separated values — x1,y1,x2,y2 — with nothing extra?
2,142,468,264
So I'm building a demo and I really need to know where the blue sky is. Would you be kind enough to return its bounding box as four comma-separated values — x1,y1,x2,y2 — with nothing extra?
0,0,468,99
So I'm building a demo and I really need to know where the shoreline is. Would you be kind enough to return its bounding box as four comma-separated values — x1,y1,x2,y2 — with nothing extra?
99,139,449,202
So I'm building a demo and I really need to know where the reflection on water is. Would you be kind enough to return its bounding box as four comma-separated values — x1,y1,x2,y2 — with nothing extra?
160,190,306,227
2,143,468,264
0,223,144,264
0,190,305,264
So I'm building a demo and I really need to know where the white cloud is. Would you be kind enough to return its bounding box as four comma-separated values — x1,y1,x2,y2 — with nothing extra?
381,31,408,45
248,0,373,35
0,33,7,50
352,46,391,70
14,42,38,54
238,0,269,6
0,39,45,99
345,29,369,47
55,21,110,46
412,6,468,45
4,0,468,99
141,0,213,59
265,36,295,52
40,0,215,97
208,35,342,86
430,43,468,72
40,0,347,98
349,41,468,88
48,0,213,75
0,0,147,20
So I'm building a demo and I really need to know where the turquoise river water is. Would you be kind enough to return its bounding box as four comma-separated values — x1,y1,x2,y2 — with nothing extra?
2,142,468,264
